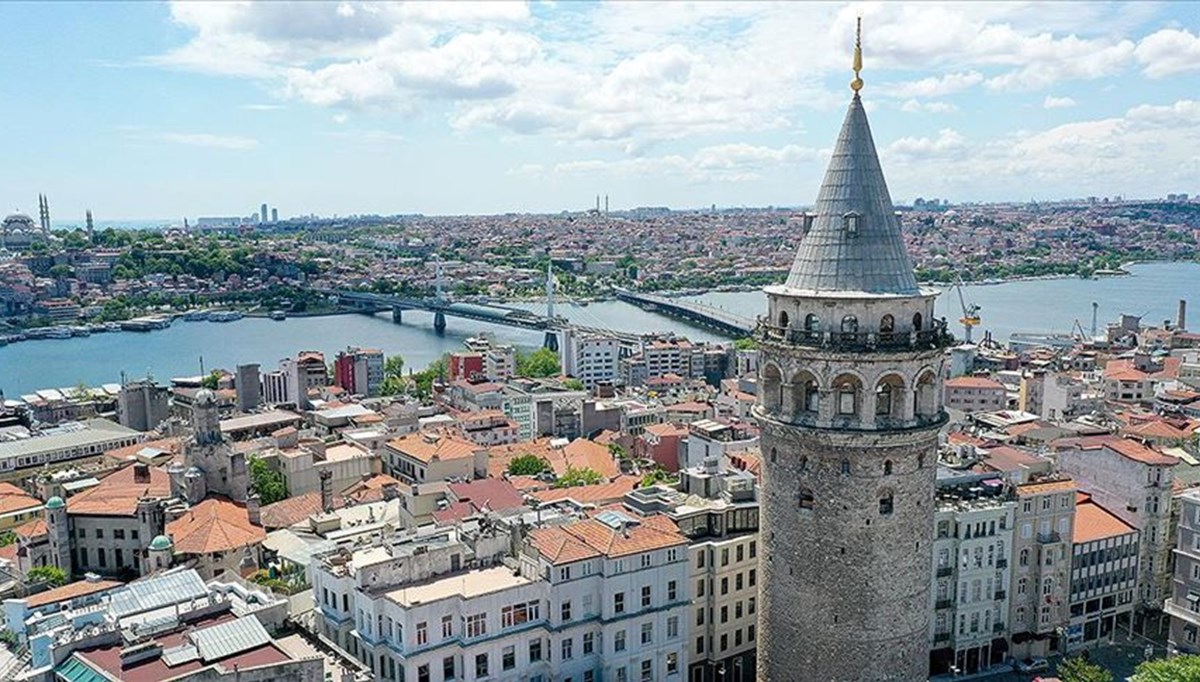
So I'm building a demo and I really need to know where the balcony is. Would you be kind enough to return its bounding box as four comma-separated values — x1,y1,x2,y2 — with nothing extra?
1037,531,1062,544
936,599,955,610
756,317,955,353
994,590,1007,601
934,632,952,644
936,565,953,578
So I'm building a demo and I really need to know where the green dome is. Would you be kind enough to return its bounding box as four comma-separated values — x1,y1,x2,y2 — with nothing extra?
45,496,65,510
149,535,173,551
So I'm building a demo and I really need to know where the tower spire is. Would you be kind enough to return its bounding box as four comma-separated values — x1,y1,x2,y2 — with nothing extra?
851,17,864,93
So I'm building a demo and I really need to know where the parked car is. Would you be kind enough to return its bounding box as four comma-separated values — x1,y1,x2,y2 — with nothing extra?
1016,658,1050,673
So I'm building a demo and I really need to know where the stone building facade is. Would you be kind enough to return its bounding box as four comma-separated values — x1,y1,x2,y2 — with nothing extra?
753,72,952,679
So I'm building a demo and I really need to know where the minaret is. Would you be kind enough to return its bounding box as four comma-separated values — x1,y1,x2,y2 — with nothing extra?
85,209,94,244
38,194,50,236
755,20,949,682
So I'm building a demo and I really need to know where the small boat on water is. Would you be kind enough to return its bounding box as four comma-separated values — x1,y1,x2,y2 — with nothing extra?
70,326,91,337
182,310,209,321
208,311,244,322
270,310,287,321
121,316,172,332
104,322,122,332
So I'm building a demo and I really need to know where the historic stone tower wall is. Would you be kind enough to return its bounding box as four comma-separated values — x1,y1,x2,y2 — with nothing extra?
756,342,946,681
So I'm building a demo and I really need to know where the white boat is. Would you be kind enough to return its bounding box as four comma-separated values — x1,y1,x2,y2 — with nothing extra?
208,311,244,322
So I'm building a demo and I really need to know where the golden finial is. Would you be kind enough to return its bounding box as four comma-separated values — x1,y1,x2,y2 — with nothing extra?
851,16,864,93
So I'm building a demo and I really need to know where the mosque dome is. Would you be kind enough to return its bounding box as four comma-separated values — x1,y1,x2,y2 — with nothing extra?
45,496,65,510
2,214,37,234
149,535,174,551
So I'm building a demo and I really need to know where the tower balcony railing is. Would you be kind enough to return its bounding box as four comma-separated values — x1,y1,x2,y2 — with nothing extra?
756,317,954,352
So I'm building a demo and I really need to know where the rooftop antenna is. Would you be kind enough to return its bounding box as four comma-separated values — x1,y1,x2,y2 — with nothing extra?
851,17,864,94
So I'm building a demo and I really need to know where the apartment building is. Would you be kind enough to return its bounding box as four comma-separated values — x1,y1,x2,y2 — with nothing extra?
562,330,622,389
624,462,760,682
1068,494,1139,650
1056,436,1176,611
1167,489,1200,654
1008,476,1077,660
930,475,1016,677
383,432,485,484
335,346,386,397
943,376,1007,413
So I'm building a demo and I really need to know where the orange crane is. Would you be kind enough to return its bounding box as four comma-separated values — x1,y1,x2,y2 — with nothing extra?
955,276,982,343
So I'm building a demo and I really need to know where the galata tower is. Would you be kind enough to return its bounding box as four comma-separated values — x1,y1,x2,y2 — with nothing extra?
754,20,950,682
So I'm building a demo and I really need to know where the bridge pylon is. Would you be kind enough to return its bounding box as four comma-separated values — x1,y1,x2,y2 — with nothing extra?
543,330,559,352
433,311,446,334
391,305,403,324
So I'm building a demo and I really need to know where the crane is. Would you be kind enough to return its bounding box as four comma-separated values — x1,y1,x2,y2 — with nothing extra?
954,276,982,343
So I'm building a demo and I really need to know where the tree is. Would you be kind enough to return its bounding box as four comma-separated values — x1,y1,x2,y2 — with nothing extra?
516,347,561,378
1058,656,1114,682
384,355,405,378
200,370,221,390
48,264,74,279
28,566,68,587
733,337,758,350
508,454,550,476
554,467,603,488
0,531,15,547
248,455,288,505
563,378,585,391
640,468,674,488
379,375,407,397
1134,655,1200,681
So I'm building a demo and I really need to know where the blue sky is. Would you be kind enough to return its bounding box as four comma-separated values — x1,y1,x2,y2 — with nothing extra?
2,1,1199,221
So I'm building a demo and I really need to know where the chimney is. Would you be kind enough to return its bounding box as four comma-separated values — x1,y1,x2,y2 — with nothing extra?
246,494,262,527
1178,300,1187,331
133,463,150,484
382,483,399,501
319,470,333,513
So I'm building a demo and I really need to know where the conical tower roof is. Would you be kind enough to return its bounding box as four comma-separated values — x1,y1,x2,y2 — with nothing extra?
783,93,920,296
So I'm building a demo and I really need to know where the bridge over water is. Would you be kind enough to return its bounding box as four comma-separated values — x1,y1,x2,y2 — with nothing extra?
317,289,643,348
613,288,754,338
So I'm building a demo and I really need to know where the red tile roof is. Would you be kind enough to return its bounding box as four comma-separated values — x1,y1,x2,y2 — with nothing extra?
0,482,42,516
1074,498,1136,544
68,465,171,517
167,498,267,555
527,512,686,564
945,376,1006,390
24,578,122,608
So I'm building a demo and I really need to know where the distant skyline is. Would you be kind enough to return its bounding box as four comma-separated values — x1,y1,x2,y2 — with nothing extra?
2,1,1199,221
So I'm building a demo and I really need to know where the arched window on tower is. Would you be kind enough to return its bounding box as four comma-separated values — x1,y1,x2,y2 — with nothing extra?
779,310,789,328
840,459,851,475
843,212,860,237
798,486,814,511
875,383,893,416
883,460,893,476
804,314,820,331
1019,548,1030,567
879,491,894,515
912,312,924,331
841,315,858,333
880,314,895,334
835,377,860,416
803,379,820,413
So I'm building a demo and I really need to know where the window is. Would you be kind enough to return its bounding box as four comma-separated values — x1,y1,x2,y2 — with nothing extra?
441,614,453,638
912,312,923,331
668,580,677,600
696,578,705,597
465,613,487,638
499,602,537,629
779,310,790,328
641,659,653,682
879,492,894,516
667,616,679,638
614,630,626,652
736,544,744,562
614,592,625,614
641,553,652,568
642,585,652,607
883,460,893,475
561,600,572,622
95,528,103,539
843,212,860,236
443,656,455,681
721,605,729,623
696,607,705,626
583,632,595,654
837,381,857,415
803,379,820,412
97,548,106,567
721,577,729,595
114,548,123,567
416,622,428,646
841,315,858,334
841,459,851,475
749,540,757,558
529,638,543,662
501,646,516,670
697,636,705,654
561,637,574,660
474,653,489,679
749,569,757,586
667,652,679,674
641,622,653,644
720,633,728,651
113,529,125,540
880,314,895,334
875,383,893,415
804,313,820,331
722,548,730,566
697,551,705,568
418,664,430,682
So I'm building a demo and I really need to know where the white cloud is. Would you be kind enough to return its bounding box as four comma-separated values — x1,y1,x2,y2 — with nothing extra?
150,132,260,150
885,72,983,98
884,129,968,161
1135,29,1200,78
518,143,822,183
241,103,283,111
1043,95,1076,109
900,99,958,114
